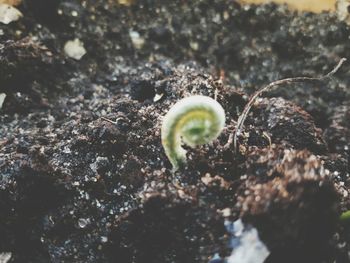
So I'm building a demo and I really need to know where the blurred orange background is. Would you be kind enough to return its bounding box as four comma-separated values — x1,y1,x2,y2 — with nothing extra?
240,0,336,12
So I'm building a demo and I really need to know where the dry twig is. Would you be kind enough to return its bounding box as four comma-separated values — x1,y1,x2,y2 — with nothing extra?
234,58,347,152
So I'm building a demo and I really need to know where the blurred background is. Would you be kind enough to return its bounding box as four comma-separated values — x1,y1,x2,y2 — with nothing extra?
241,0,335,12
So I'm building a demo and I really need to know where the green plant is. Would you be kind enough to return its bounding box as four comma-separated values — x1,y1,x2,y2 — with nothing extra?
161,95,225,171
340,210,350,222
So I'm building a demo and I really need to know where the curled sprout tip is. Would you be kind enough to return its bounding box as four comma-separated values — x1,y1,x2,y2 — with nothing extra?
161,95,225,171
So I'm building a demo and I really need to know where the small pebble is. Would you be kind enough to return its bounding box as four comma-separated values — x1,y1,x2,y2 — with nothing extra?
0,3,22,24
78,218,90,229
64,39,87,60
0,93,6,109
129,30,145,49
0,252,12,263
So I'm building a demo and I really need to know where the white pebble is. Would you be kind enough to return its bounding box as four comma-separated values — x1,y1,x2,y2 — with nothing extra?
0,93,6,109
78,218,89,229
0,4,22,24
0,252,12,263
228,226,270,263
129,30,145,49
64,39,86,60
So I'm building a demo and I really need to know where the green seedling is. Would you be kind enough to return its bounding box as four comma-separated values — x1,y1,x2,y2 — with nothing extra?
161,95,225,171
340,210,350,222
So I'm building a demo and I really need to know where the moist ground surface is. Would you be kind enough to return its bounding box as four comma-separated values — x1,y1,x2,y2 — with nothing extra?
0,0,349,262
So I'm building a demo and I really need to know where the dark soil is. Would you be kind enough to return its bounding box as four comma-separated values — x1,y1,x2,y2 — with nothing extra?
0,0,349,262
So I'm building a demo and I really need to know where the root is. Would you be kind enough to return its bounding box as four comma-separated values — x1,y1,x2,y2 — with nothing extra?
233,58,347,152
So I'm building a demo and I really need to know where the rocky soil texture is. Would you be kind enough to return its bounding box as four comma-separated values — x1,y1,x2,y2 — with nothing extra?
0,0,349,262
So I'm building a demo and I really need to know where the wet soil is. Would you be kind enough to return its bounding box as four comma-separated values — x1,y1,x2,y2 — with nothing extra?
0,0,349,262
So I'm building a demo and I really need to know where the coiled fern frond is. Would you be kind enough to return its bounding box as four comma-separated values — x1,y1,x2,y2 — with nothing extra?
161,95,225,171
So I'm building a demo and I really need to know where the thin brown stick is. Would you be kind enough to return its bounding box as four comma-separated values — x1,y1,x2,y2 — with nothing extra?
101,117,118,124
233,58,347,152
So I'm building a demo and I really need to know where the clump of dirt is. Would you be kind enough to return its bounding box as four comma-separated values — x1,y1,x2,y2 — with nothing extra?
250,97,327,153
105,194,227,262
0,0,349,262
239,147,339,262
